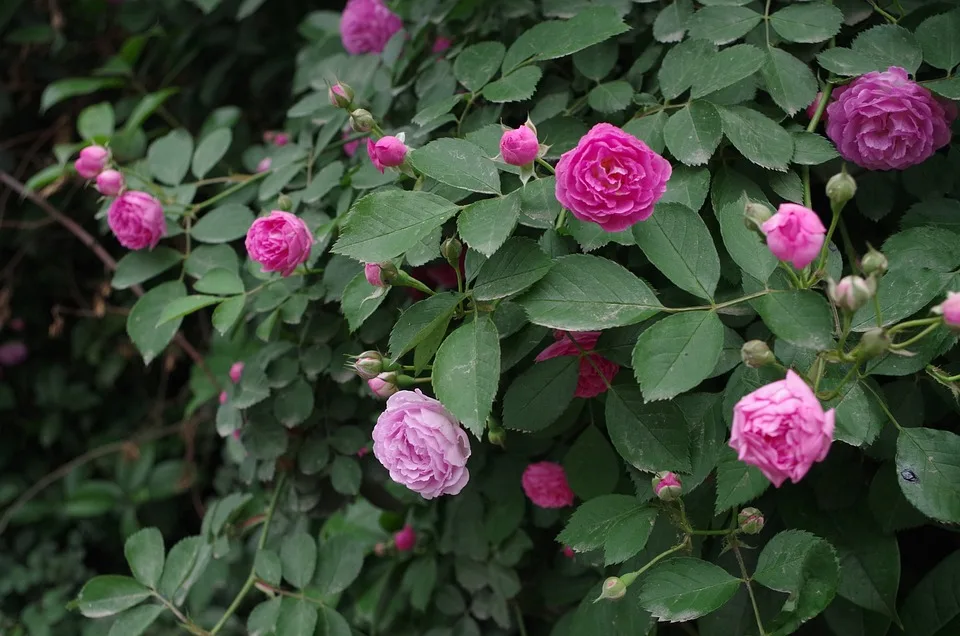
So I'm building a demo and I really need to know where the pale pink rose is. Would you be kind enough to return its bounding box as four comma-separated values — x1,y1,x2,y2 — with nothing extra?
393,525,416,551
826,67,954,170
368,372,398,398
244,211,314,277
372,389,471,499
364,263,387,287
95,170,124,196
367,136,407,173
229,362,244,384
730,370,834,487
107,191,165,250
0,341,27,367
535,331,619,398
256,157,272,173
521,461,574,508
343,131,360,157
761,203,825,269
432,36,452,54
500,126,539,166
805,85,849,121
934,291,960,330
75,145,108,179
340,0,402,55
555,123,672,232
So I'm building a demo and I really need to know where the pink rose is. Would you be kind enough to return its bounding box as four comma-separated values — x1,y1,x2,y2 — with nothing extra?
0,341,27,367
343,130,360,157
432,36,452,54
75,145,109,179
368,372,398,398
555,123,672,232
535,331,619,398
244,211,314,277
95,170,124,196
107,191,165,250
229,362,244,384
826,66,954,171
364,263,387,287
256,157,272,173
366,135,408,173
371,389,471,499
761,203,825,269
934,291,960,330
500,125,539,166
805,85,849,122
340,0,403,55
730,370,834,487
393,525,416,551
521,461,574,508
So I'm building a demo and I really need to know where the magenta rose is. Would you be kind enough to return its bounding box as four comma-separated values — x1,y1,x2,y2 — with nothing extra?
372,389,471,499
95,170,124,196
107,191,165,250
500,125,539,166
366,135,408,173
245,211,314,277
730,370,834,487
393,525,416,551
761,203,825,269
340,0,402,55
934,291,960,331
521,462,574,508
75,145,109,179
555,123,672,232
826,66,954,170
535,330,619,398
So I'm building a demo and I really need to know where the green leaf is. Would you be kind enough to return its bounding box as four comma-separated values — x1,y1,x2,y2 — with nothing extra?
915,10,960,71
850,268,949,332
184,244,239,279
212,295,245,335
633,203,719,300
769,1,843,43
792,132,839,165
275,598,318,636
147,129,193,186
333,190,460,263
330,456,361,495
573,41,618,81
606,385,692,472
481,66,544,103
107,605,164,636
247,597,282,636
818,25,923,76
691,44,764,99
412,94,463,127
663,101,722,166
557,495,657,565
516,254,661,330
519,176,563,228
473,237,553,301
259,164,301,200
156,294,222,326
752,290,834,350
455,42,507,92
898,549,960,636
316,606,352,636
868,463,927,534
127,281,186,364
389,292,462,359
190,204,255,244
315,535,364,595
340,272,387,332
632,311,724,402
501,357,578,432
457,194,521,257
754,530,840,631
409,138,500,194
236,0,267,19
280,531,317,589
823,378,885,447
711,169,778,282
714,447,770,514
158,536,202,599
762,49,819,116
124,528,164,589
194,268,244,298
623,111,667,154
718,106,794,171
300,161,344,204
896,427,960,524
191,128,232,179
112,248,182,290
40,77,124,113
587,80,634,113
653,0,693,43
274,378,314,428
254,550,282,587
124,88,179,133
658,38,716,100
687,5,762,45
637,558,741,622
660,166,711,211
563,424,620,500
433,317,500,437
78,102,115,140
404,556,439,611
76,576,150,618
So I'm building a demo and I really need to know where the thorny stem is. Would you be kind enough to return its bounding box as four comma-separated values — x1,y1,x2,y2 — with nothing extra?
731,538,767,636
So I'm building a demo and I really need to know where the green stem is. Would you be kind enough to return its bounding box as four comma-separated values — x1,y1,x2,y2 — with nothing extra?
860,380,903,431
688,528,736,536
554,208,567,231
662,290,773,314
837,217,859,269
457,94,476,137
780,262,805,289
890,322,941,350
817,362,859,401
807,83,833,134
810,201,843,285
152,592,194,630
732,539,767,636
513,602,529,636
209,474,288,635
621,541,689,586
536,157,556,175
191,170,272,215
887,316,941,336
873,291,884,328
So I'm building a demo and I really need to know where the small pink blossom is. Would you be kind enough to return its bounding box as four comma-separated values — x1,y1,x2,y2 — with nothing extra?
107,191,165,250
366,135,408,173
229,362,244,384
562,546,575,559
934,291,960,330
393,525,416,551
500,125,539,166
219,391,228,404
75,145,109,179
273,133,290,147
256,157,272,173
365,263,387,287
521,462,574,508
95,170,124,196
761,203,825,269
244,211,314,277
535,331,619,398
432,36,452,54
340,0,403,55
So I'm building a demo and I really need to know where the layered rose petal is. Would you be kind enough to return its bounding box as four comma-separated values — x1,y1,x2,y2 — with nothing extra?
522,462,574,508
244,211,314,277
107,191,165,250
535,330,619,398
761,203,826,269
500,126,539,166
340,0,402,55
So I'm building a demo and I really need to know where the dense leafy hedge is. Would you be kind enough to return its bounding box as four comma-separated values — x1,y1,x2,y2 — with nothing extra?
4,0,960,635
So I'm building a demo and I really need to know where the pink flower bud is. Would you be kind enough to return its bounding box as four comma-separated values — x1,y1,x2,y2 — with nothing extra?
368,372,398,398
328,82,354,108
652,471,682,501
364,263,388,287
596,577,627,601
934,292,960,331
861,246,888,277
95,170,124,196
499,125,539,166
273,133,290,147
75,145,109,179
107,191,165,250
562,546,575,559
232,429,241,441
432,36,452,54
0,341,27,367
229,362,244,384
741,340,775,369
761,203,826,270
366,135,408,173
256,157,272,173
828,276,876,312
219,391,228,404
353,350,384,379
522,462,574,508
738,507,765,534
393,525,416,552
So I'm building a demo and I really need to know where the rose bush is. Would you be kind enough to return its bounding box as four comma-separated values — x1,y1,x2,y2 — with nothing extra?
4,0,960,635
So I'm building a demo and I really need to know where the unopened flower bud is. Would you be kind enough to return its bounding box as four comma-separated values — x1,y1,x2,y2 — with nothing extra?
596,577,627,602
741,340,775,369
364,262,393,288
744,202,773,234
487,416,506,447
277,194,293,211
652,471,682,501
328,82,354,108
441,237,463,266
273,133,290,147
393,525,416,552
257,157,272,173
353,350,384,379
95,169,124,196
350,109,375,133
860,328,891,358
828,276,876,312
826,171,856,206
368,372,398,398
861,246,888,277
738,507,765,534
562,545,575,559
933,292,960,332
